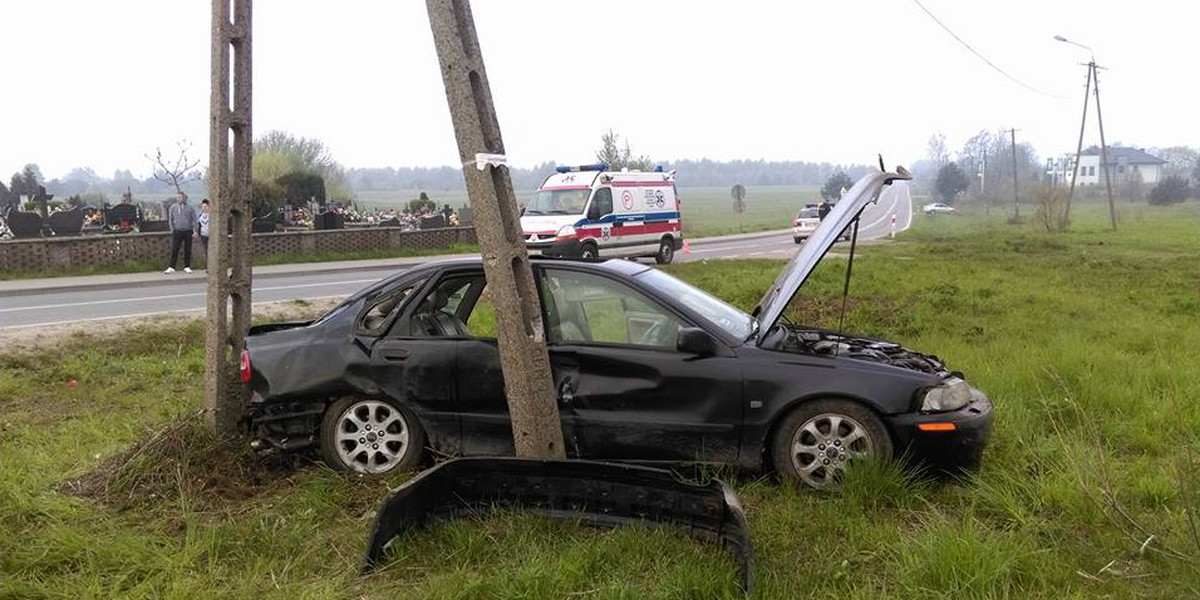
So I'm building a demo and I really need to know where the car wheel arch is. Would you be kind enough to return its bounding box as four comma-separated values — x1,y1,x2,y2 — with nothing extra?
760,393,896,474
318,393,435,462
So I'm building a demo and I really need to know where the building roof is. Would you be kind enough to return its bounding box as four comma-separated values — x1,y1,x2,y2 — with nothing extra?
1081,146,1166,165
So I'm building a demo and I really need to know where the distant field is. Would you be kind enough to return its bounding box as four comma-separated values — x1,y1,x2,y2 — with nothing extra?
353,185,821,238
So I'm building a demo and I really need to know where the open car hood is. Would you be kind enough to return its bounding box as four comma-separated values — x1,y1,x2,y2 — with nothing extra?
754,167,912,344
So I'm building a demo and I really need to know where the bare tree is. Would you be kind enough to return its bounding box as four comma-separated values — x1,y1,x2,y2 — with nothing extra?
147,140,202,194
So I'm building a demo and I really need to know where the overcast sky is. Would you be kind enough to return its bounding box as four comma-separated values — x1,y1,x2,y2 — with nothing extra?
3,0,1196,180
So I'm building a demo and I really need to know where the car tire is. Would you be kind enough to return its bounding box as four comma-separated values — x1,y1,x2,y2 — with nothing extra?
580,242,599,260
770,399,893,489
793,236,804,245
655,238,675,264
320,396,425,476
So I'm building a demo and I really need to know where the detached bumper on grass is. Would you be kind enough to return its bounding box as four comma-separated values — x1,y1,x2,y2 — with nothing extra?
362,457,755,593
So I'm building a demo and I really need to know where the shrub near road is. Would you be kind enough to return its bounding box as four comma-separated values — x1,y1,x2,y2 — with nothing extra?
1,204,1198,598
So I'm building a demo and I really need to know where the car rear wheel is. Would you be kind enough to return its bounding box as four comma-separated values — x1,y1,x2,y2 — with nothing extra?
793,236,804,244
580,242,599,260
320,397,425,475
655,238,675,264
771,399,892,489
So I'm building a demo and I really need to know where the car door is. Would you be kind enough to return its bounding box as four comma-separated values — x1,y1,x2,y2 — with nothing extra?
363,278,462,455
539,266,743,463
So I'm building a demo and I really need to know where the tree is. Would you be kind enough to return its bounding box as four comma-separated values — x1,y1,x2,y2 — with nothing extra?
927,132,949,167
0,180,13,210
254,130,353,201
1154,146,1199,179
595,129,653,171
10,164,42,197
409,193,437,214
1193,155,1200,188
1148,176,1190,205
251,179,286,217
820,172,853,203
275,170,326,205
147,141,202,194
935,162,970,204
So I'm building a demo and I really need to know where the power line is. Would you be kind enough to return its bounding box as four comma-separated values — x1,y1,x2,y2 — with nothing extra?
911,0,1066,99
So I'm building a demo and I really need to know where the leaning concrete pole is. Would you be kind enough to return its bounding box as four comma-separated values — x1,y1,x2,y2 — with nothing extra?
426,0,565,458
205,0,253,436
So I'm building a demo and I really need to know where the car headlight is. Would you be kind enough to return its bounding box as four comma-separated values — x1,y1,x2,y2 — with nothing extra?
556,225,576,239
920,377,972,412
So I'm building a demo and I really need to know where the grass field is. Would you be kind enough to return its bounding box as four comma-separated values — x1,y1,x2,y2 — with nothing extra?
2,202,1199,598
354,185,821,238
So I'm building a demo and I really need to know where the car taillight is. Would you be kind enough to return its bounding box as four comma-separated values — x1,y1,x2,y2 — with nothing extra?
239,349,252,384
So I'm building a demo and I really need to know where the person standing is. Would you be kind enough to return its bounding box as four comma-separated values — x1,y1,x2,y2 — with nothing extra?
197,199,211,259
165,192,197,274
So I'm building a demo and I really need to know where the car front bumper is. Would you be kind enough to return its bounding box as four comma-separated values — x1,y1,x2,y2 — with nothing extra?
886,390,994,471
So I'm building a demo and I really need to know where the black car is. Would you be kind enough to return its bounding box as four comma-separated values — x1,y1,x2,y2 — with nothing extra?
242,170,993,488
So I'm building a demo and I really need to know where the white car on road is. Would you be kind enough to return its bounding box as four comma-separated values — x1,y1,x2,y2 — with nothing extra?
922,202,956,215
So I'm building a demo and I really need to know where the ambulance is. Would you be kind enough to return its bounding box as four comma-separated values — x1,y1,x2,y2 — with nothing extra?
520,164,683,264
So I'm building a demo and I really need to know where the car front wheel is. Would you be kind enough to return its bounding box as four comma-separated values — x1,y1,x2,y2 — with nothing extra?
320,397,425,475
771,399,892,489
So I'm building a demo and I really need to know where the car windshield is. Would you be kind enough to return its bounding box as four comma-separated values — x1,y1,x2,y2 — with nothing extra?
635,268,756,340
798,208,820,219
525,189,590,215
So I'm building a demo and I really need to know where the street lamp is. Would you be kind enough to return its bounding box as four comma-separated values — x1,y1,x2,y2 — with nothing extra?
1053,35,1095,62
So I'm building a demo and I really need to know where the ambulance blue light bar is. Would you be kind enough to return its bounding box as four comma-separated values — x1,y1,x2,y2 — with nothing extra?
555,163,609,173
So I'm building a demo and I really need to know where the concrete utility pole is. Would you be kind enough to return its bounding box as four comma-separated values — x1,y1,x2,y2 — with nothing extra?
205,0,253,436
426,0,565,458
1092,65,1118,230
1008,128,1020,221
1056,35,1117,230
1065,62,1092,223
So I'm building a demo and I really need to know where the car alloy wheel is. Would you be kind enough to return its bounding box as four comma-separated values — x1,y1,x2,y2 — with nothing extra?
790,413,873,488
771,399,892,489
321,398,422,475
580,243,599,260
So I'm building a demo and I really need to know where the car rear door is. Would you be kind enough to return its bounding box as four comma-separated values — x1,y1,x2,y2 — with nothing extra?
539,266,743,463
363,279,461,454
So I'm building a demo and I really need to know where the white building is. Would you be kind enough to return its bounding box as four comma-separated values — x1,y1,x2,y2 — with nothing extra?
1046,146,1165,186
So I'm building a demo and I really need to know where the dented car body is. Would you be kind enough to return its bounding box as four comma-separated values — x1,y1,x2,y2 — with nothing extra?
243,169,993,486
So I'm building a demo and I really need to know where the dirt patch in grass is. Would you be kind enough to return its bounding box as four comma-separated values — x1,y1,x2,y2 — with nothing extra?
60,411,295,511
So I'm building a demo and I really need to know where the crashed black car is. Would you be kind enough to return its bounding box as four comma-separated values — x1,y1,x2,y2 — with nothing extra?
242,170,993,488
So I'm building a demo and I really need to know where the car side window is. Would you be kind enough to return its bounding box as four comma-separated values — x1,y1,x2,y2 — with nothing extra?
540,268,685,349
355,285,416,336
407,275,495,339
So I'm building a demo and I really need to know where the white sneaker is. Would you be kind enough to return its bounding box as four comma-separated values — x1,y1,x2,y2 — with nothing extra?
163,267,175,274
183,267,192,274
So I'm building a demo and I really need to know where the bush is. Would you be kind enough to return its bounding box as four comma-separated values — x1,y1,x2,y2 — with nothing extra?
251,179,285,217
274,170,325,205
1148,175,1190,205
1032,185,1069,231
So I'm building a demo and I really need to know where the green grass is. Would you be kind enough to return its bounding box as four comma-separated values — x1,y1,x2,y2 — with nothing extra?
2,202,1199,598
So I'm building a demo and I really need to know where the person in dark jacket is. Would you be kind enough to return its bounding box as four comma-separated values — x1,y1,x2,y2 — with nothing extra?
165,192,198,274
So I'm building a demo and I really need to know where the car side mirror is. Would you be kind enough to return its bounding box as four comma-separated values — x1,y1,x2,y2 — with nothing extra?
676,327,719,356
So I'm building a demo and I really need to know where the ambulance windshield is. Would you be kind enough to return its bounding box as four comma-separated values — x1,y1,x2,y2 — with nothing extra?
525,189,590,215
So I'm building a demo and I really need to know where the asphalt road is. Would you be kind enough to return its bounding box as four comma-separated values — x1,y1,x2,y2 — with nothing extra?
0,183,910,330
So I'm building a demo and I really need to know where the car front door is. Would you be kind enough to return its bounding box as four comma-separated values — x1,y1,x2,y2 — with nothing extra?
539,266,743,463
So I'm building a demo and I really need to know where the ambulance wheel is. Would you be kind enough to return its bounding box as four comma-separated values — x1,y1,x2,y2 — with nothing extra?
580,242,599,260
655,239,675,265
